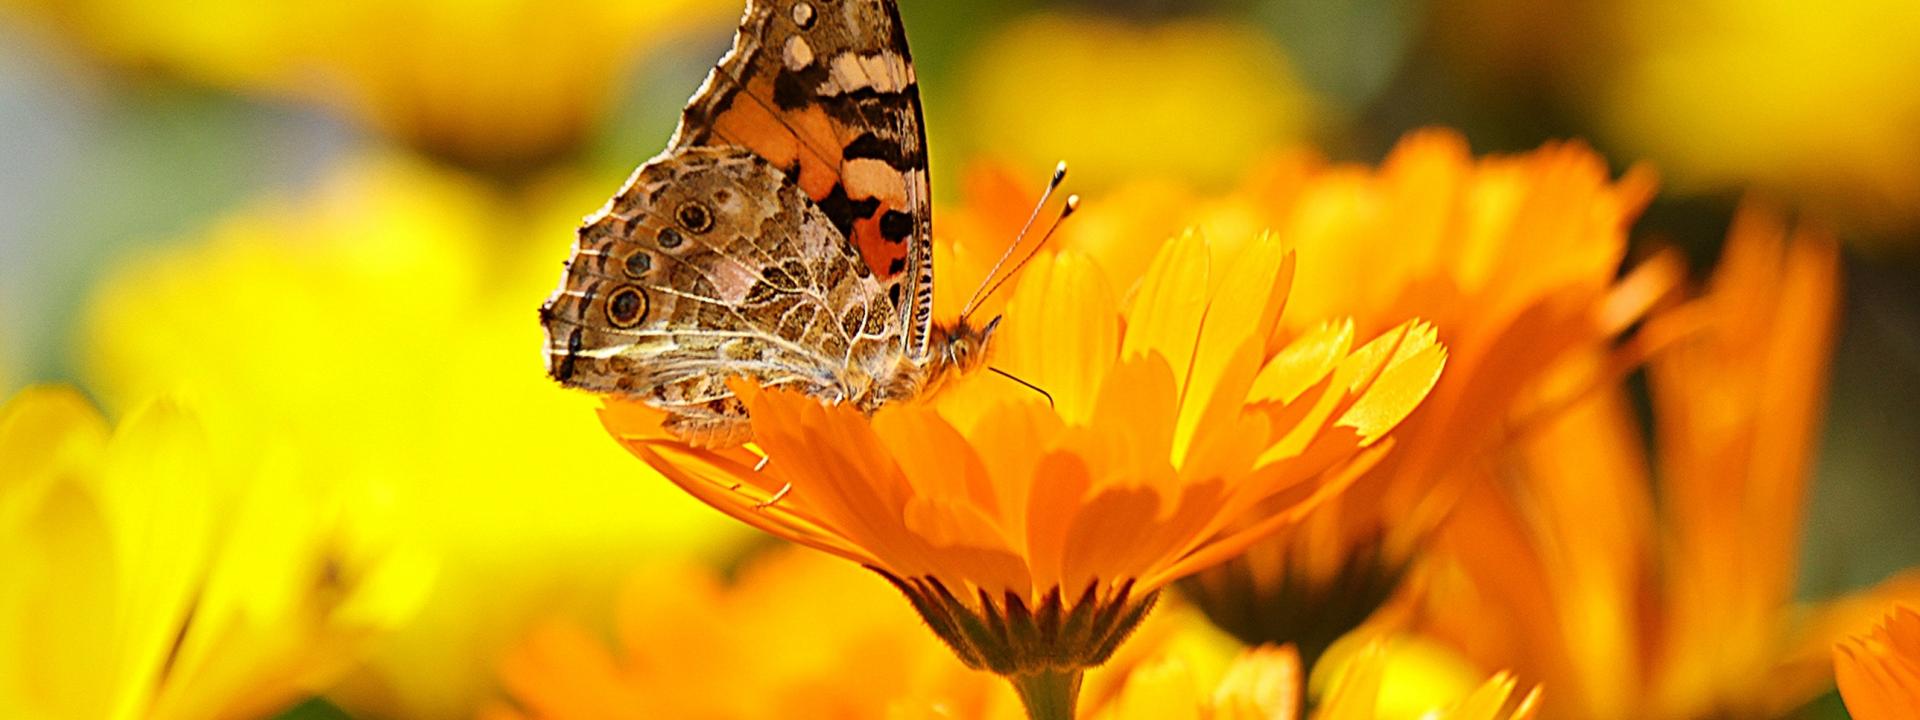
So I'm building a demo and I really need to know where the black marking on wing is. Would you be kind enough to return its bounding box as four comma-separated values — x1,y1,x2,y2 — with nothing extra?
815,182,883,245
773,62,832,111
842,131,926,171
878,209,913,244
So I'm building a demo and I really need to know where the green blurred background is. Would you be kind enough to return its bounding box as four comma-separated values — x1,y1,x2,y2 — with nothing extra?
1,0,1915,716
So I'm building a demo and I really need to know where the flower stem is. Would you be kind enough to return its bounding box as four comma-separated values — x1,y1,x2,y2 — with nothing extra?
1010,669,1082,720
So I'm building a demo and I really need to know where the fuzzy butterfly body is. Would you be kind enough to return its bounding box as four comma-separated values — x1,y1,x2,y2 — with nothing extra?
541,0,994,447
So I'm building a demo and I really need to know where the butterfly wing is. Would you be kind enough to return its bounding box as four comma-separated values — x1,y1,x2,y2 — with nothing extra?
542,146,902,446
670,0,934,360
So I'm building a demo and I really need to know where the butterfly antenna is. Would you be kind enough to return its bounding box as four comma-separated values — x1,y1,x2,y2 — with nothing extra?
989,366,1055,409
964,194,1080,319
961,161,1069,320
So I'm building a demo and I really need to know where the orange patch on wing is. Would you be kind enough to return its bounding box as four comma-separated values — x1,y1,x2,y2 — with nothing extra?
842,160,913,280
711,78,845,200
854,202,912,280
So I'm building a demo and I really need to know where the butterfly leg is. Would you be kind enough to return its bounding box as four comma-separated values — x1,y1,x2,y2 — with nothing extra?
754,482,792,510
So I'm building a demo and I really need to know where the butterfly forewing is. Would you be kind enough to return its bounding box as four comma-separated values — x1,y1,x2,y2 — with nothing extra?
542,0,978,448
670,0,934,359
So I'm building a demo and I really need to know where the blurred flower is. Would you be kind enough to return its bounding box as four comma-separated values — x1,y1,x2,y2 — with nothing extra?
1091,640,1535,720
960,13,1319,189
485,546,1237,720
1592,0,1920,240
1834,604,1920,720
1315,641,1538,720
1417,207,1920,719
1091,645,1306,720
0,0,731,169
0,386,427,720
485,547,1014,720
77,155,742,719
602,228,1445,718
975,130,1672,663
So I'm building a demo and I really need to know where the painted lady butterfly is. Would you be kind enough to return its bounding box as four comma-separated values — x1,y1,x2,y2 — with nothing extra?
541,0,996,448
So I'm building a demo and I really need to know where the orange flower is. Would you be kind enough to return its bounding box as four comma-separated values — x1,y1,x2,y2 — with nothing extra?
1835,605,1920,720
1417,207,1920,719
485,547,1013,720
974,131,1673,663
484,546,1232,720
601,230,1445,717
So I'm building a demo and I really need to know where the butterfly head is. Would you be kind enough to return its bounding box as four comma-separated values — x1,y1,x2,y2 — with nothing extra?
936,315,1001,377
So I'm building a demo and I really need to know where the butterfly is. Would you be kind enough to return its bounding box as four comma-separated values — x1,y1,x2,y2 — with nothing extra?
540,0,999,448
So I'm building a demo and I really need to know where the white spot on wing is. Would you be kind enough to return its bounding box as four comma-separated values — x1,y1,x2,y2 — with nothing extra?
820,51,910,95
783,35,814,71
859,52,909,93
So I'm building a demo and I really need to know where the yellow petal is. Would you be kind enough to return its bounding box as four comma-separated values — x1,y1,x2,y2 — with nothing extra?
0,385,116,708
1122,228,1211,389
1336,320,1447,445
1000,250,1122,425
1247,319,1354,406
1174,233,1295,455
0,386,109,496
98,399,218,720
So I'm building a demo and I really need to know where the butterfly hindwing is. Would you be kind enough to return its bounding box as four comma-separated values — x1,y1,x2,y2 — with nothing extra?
671,0,934,360
543,146,902,446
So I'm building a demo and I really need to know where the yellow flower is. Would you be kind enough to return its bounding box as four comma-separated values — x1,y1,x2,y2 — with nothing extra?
602,228,1445,717
1590,0,1920,238
983,130,1671,663
1315,642,1538,720
1089,641,1535,720
1835,605,1920,720
0,0,730,168
485,546,1236,720
1417,207,1920,719
958,13,1319,189
76,155,743,719
0,386,427,720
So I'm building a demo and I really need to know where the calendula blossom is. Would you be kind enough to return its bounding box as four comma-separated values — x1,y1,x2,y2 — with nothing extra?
487,544,1528,720
943,131,1673,664
1834,605,1920,720
0,386,428,720
1181,132,1673,665
77,154,743,719
486,546,1240,720
486,547,1015,720
1416,207,1920,719
0,0,731,169
602,228,1446,718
